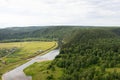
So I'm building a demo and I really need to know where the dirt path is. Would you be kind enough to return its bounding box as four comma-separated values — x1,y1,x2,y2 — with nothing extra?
2,49,59,80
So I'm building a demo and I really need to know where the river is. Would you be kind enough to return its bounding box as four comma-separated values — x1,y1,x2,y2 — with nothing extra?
2,49,60,80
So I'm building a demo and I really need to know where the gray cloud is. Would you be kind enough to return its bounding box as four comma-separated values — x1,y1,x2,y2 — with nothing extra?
0,0,120,28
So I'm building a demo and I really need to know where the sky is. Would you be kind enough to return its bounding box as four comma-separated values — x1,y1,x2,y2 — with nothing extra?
0,0,120,28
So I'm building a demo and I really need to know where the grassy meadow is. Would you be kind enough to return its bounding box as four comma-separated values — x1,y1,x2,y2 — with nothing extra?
24,61,63,80
0,41,57,80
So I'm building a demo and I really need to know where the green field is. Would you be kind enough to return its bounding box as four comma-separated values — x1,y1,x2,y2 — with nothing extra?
0,41,57,80
24,61,63,80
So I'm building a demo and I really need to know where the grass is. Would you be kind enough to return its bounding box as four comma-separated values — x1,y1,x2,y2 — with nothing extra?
106,68,120,73
24,61,63,80
1,41,57,63
1,41,56,55
0,41,57,80
94,65,120,73
0,42,21,49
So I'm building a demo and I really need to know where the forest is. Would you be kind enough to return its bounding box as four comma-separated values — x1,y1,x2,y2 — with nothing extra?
49,28,120,80
0,26,79,42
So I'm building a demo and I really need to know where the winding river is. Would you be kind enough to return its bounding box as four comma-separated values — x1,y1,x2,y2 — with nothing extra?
2,49,60,80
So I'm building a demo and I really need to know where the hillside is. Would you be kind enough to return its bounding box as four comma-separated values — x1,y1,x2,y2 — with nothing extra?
53,29,120,80
24,28,120,80
0,26,78,41
0,26,43,41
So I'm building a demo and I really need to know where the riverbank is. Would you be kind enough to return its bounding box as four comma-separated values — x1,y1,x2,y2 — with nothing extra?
2,49,60,80
0,41,58,80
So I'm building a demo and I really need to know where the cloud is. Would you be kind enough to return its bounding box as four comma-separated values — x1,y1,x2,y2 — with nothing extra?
0,0,120,28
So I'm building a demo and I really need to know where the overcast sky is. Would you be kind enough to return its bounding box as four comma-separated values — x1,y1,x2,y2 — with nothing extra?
0,0,120,28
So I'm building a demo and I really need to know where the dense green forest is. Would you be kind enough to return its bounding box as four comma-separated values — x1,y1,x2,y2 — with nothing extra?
0,26,79,42
48,28,120,80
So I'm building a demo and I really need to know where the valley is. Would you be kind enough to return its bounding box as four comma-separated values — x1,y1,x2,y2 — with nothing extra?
1,26,120,80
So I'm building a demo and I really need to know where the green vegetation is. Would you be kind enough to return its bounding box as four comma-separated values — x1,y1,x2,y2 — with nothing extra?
0,41,57,80
24,61,63,80
1,26,120,80
25,28,120,80
51,29,120,80
0,26,78,41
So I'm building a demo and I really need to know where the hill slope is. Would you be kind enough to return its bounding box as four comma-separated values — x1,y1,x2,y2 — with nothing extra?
53,29,120,80
0,26,77,41
24,28,120,80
